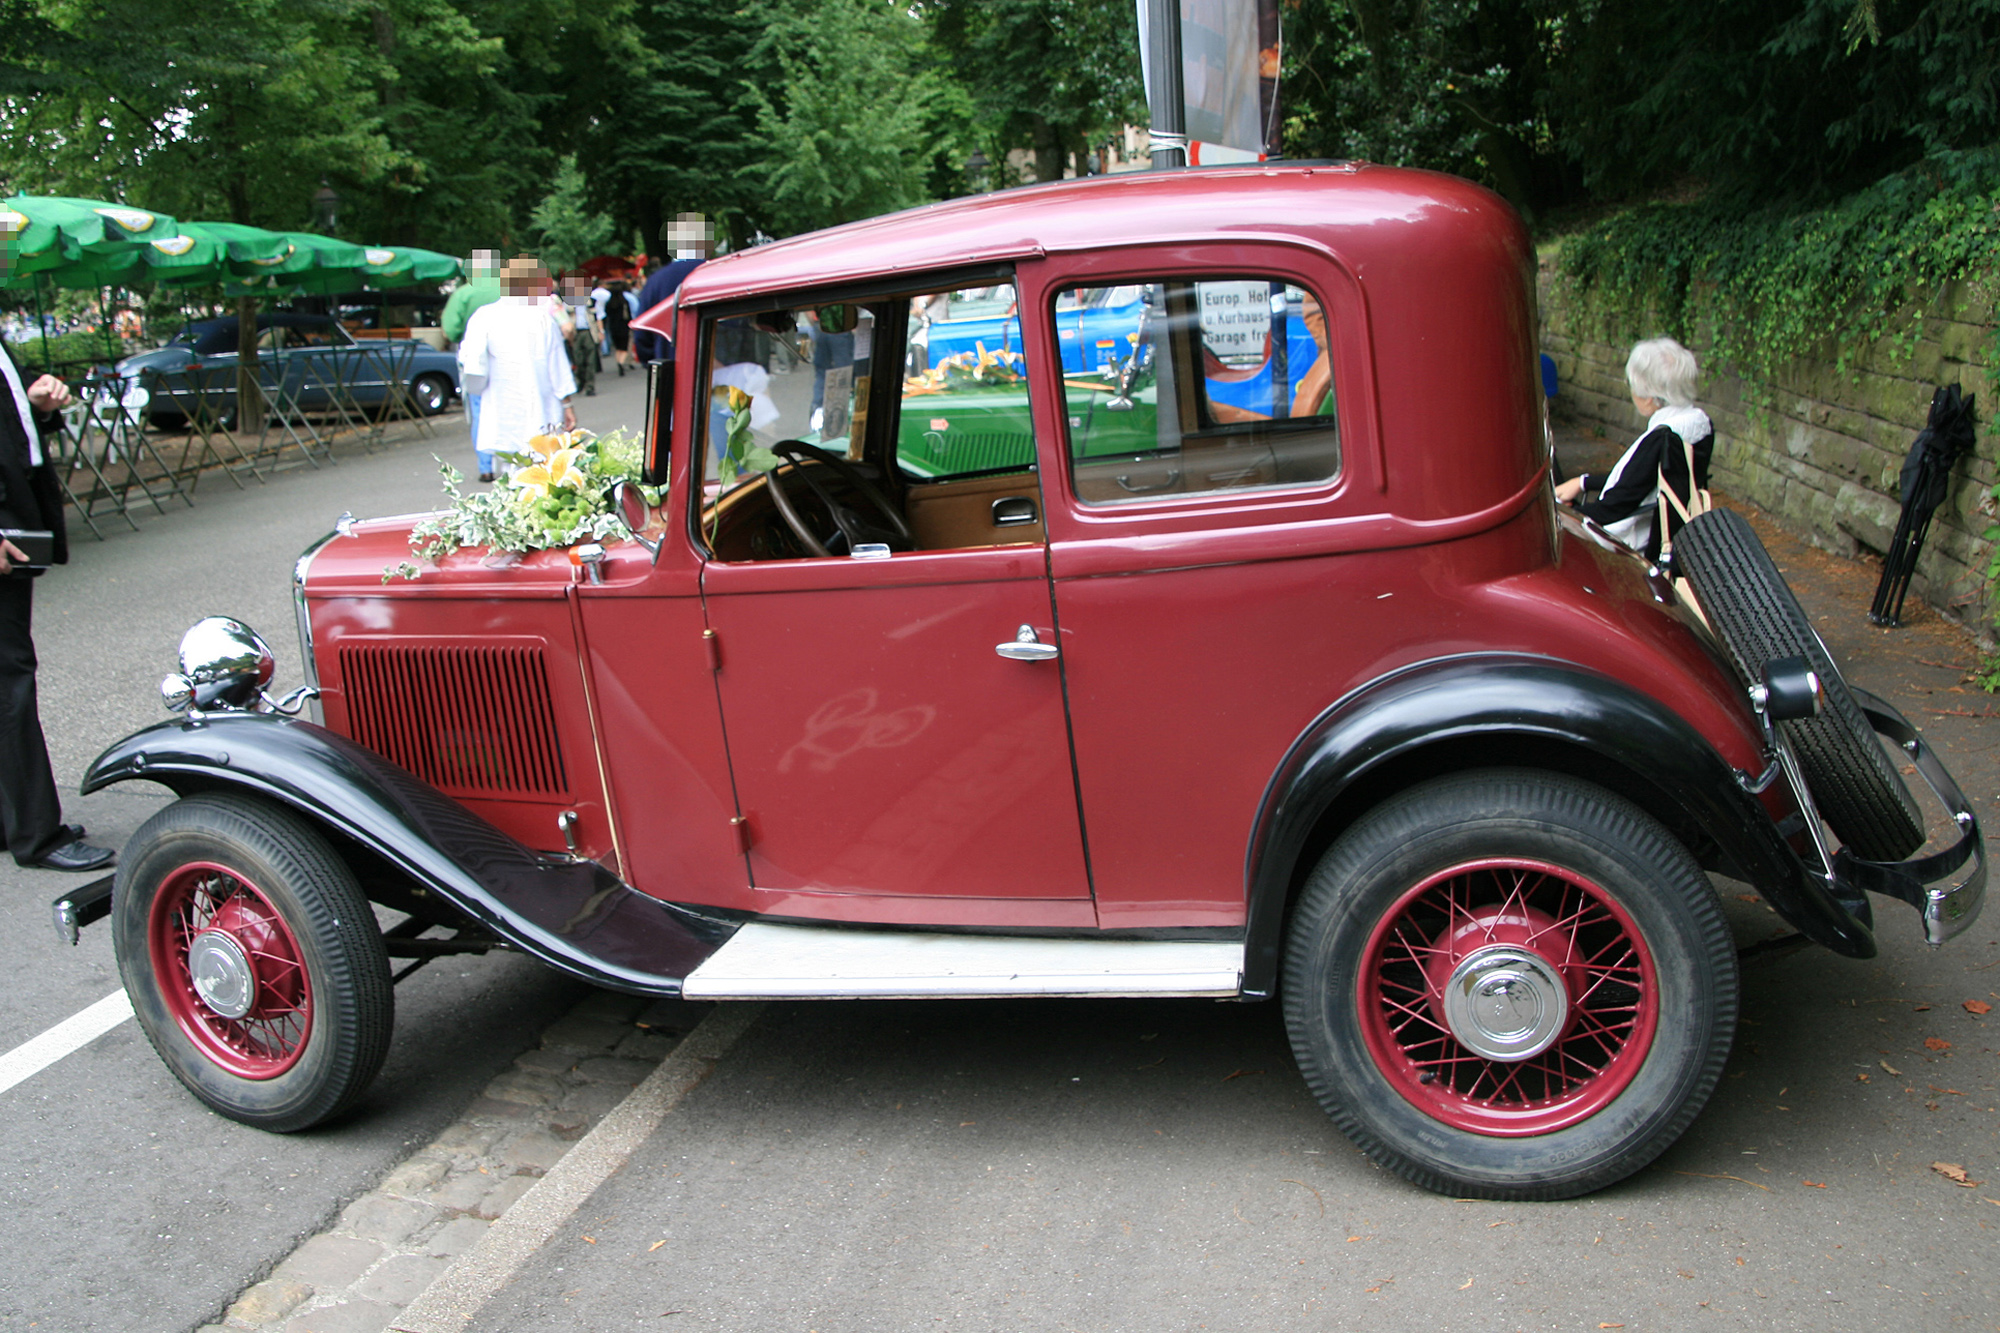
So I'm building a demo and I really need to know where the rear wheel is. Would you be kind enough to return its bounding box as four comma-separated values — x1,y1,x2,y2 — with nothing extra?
1283,770,1737,1199
1675,508,1923,860
114,793,393,1131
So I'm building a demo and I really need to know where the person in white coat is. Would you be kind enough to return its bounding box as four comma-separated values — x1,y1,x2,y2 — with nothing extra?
457,256,578,481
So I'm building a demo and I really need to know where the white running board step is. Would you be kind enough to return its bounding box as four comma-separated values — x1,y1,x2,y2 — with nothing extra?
681,922,1244,1000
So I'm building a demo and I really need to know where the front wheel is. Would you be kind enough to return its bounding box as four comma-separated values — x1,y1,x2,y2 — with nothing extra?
410,372,452,416
1283,770,1737,1199
113,793,394,1131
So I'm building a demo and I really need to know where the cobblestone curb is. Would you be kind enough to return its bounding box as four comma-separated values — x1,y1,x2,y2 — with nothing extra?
195,989,715,1333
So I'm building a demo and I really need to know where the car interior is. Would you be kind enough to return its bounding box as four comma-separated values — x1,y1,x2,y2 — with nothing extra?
689,272,1342,563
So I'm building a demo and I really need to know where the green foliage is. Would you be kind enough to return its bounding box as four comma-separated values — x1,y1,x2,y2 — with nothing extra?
926,0,1145,186
743,0,943,237
1282,1,2000,220
0,0,640,255
585,0,760,250
1556,149,2000,391
2,328,117,372
391,427,647,577
529,156,616,270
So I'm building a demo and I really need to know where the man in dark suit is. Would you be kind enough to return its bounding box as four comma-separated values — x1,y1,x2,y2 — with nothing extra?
2,346,114,871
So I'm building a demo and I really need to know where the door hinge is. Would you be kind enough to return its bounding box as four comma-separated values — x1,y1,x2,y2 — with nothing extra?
730,814,752,853
703,627,721,670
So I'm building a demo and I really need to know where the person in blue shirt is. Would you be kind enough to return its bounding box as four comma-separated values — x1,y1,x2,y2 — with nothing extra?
632,214,712,364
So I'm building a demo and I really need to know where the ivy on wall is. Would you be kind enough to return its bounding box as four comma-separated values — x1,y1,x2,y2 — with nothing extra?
1555,148,2000,393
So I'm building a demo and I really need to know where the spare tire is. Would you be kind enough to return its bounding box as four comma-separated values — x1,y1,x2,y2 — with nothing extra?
1674,508,1924,861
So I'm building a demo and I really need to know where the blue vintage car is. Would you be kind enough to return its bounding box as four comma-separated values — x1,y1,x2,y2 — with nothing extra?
116,313,459,429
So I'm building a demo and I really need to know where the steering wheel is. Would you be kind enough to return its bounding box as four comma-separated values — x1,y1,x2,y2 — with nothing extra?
764,439,914,557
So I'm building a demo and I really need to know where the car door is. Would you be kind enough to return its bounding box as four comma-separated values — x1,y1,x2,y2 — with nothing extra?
695,289,1093,927
1032,251,1370,931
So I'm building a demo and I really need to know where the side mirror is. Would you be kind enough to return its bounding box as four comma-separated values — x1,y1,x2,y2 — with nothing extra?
610,480,663,563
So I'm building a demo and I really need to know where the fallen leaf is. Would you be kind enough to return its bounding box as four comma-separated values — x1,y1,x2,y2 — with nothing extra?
1735,1257,1746,1266
582,1236,596,1244
1966,1000,1993,1015
649,1240,667,1252
1802,1180,1827,1188
1930,1085,1965,1096
1487,1220,1514,1228
1881,1059,1902,1075
1221,1068,1265,1081
1459,1277,1475,1290
1915,1004,1933,1012
1932,1162,1981,1187
959,1121,976,1127
1925,1037,1953,1052
1677,1269,1695,1279
1736,893,1761,903
1857,1073,1872,1083
1675,1171,1772,1191
1600,1324,1626,1329
1347,1235,1362,1242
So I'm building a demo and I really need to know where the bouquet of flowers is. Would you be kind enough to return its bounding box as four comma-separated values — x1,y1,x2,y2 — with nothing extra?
385,427,649,580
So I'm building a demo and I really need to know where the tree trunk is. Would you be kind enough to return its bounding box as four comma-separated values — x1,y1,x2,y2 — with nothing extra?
234,295,263,430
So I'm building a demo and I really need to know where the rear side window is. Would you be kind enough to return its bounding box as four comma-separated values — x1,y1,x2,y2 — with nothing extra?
1060,278,1339,505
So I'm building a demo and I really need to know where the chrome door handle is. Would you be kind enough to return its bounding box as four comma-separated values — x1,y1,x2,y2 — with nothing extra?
996,624,1059,661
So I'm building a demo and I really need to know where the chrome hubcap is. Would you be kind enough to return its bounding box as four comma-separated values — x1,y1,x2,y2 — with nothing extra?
187,929,255,1019
1440,944,1569,1061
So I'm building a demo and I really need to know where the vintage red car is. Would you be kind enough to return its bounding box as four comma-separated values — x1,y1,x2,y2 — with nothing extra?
58,163,1984,1200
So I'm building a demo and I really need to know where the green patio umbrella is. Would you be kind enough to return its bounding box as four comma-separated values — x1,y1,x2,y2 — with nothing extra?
357,245,462,287
0,195,178,286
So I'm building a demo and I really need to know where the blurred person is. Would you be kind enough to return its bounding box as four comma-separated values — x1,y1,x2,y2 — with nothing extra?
1,344,113,871
445,249,503,453
563,276,601,397
633,214,712,365
603,280,635,376
457,256,578,483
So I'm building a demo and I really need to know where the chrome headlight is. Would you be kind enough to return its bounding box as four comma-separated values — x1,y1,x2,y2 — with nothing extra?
162,616,274,714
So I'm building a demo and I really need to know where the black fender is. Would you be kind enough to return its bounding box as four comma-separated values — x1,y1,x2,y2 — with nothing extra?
1241,654,1874,999
83,713,737,995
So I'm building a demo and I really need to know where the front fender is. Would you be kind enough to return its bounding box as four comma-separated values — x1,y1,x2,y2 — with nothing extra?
84,713,735,994
1241,654,1873,999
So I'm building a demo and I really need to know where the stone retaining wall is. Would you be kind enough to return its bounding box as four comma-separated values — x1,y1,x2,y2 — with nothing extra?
1538,256,1998,633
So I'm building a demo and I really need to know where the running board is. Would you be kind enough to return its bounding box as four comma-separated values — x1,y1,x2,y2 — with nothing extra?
680,923,1245,1000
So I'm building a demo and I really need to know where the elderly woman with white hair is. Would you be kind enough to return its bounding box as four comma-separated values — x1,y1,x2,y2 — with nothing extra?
1555,337,1713,561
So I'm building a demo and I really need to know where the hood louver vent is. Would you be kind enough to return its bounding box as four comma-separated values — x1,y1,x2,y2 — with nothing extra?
339,642,569,798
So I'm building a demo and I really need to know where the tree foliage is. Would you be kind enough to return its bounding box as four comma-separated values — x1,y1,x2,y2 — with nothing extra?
927,0,1146,185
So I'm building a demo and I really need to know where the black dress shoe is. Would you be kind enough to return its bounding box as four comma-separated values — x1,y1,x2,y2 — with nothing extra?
27,835,115,873
478,471,495,483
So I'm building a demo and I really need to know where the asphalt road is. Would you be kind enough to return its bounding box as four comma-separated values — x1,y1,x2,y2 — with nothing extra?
0,368,645,1333
6,384,1997,1333
454,433,2000,1333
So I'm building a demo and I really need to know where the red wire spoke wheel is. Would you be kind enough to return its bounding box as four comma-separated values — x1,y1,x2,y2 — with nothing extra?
1357,859,1658,1136
115,793,393,1132
148,861,313,1079
1283,770,1737,1200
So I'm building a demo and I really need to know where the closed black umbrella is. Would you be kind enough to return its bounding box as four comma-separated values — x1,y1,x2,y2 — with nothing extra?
1870,383,1977,626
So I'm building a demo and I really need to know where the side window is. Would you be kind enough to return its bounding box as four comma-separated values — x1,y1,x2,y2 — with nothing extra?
695,302,875,559
1063,277,1339,505
897,283,1032,481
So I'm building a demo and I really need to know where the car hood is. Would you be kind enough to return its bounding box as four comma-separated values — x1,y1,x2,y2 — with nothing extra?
117,346,197,375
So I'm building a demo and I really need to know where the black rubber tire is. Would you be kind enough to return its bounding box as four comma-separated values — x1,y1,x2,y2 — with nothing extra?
411,373,452,416
1283,769,1737,1200
1674,507,1923,860
113,793,394,1132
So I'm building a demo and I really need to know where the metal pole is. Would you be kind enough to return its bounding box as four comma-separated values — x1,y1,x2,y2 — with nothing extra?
1146,0,1187,170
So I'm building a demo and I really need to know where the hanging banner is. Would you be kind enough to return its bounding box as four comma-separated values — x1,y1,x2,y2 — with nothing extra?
1137,0,1283,161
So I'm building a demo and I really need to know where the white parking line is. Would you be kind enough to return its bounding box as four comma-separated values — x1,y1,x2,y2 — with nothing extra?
0,991,134,1097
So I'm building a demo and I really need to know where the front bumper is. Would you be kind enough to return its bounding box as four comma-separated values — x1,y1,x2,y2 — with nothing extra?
1821,689,1985,945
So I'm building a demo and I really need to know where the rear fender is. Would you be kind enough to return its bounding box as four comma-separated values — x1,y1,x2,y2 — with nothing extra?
1241,654,1873,999
83,713,736,994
